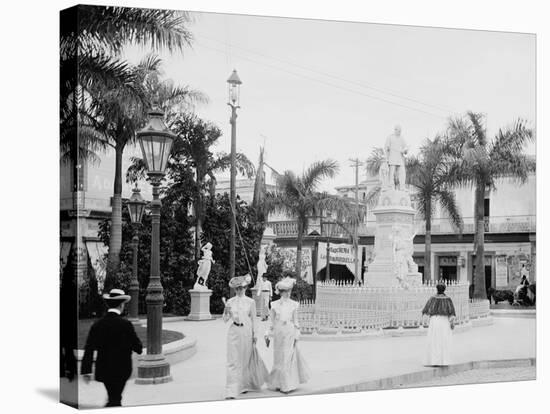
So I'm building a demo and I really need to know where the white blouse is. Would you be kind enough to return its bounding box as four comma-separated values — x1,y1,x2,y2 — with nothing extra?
223,296,256,329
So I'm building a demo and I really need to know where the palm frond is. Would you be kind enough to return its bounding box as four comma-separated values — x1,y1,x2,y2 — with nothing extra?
437,189,463,233
301,159,339,192
365,147,385,177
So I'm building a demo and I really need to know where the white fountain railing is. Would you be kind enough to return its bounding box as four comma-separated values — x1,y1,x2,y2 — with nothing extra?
298,280,489,334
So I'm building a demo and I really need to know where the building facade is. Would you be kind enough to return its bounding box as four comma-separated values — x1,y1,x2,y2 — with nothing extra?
269,172,536,291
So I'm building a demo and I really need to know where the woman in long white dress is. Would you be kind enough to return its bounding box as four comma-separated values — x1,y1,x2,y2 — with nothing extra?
422,283,456,366
223,274,267,399
265,277,310,393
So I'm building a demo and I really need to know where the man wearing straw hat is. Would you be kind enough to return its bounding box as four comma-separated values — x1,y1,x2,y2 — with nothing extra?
81,289,143,407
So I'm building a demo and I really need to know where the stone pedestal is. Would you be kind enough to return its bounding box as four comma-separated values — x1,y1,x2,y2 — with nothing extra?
364,188,422,287
250,287,265,317
187,289,213,321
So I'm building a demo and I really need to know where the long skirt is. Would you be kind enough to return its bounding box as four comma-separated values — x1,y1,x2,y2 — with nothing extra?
225,323,253,398
196,260,211,279
268,323,310,392
425,315,453,366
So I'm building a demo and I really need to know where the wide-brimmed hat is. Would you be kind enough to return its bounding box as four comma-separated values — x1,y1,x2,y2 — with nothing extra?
229,274,252,289
202,242,212,250
102,288,131,304
275,277,296,293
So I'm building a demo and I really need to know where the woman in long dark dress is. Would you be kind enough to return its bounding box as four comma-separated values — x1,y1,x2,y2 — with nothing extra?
422,283,456,366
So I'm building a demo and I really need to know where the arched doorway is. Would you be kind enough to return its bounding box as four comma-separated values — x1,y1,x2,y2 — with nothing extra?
316,264,355,283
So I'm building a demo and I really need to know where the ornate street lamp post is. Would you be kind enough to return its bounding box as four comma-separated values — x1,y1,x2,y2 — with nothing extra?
135,108,175,384
126,184,146,324
227,69,242,282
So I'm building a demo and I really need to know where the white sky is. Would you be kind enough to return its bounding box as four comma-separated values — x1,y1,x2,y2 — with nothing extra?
124,11,535,193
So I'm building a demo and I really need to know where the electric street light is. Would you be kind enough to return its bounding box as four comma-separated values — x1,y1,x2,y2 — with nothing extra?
126,184,146,324
135,108,175,384
227,69,242,282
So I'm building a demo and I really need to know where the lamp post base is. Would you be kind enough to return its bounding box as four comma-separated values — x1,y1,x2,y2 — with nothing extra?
135,354,172,384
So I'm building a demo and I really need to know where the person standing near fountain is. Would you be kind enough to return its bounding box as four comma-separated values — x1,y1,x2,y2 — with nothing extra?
384,125,408,190
422,283,456,366
265,277,310,393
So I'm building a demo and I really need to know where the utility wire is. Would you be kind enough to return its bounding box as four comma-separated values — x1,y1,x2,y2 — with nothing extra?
198,34,459,114
196,40,449,119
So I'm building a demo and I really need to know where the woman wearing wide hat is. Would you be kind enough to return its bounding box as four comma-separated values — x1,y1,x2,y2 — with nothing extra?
422,283,456,366
223,274,267,399
265,277,310,393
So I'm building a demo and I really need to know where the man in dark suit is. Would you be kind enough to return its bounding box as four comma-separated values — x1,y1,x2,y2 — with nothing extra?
81,289,143,407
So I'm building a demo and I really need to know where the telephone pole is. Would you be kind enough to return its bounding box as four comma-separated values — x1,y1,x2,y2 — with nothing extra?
349,158,364,282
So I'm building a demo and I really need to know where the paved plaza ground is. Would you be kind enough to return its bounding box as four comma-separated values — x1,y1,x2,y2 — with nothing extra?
403,366,535,388
73,315,535,408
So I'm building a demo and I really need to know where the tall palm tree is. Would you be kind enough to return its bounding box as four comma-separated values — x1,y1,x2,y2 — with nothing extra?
365,140,464,282
266,160,360,278
60,6,194,189
88,56,202,289
446,112,534,299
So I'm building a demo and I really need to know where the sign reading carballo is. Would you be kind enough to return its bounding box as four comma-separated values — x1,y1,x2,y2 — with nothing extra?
318,242,358,274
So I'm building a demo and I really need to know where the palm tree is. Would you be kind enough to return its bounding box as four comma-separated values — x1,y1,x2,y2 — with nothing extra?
365,140,464,282
407,138,464,281
60,6,194,189
88,56,203,289
446,112,534,299
266,160,360,279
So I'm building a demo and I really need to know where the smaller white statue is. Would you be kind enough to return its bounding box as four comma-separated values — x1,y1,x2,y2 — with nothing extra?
194,242,214,290
255,245,268,296
379,157,391,189
391,227,418,287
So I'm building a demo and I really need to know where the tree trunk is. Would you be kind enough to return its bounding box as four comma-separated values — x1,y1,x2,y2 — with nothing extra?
424,202,432,283
194,196,203,261
295,221,304,279
473,184,486,299
106,144,124,291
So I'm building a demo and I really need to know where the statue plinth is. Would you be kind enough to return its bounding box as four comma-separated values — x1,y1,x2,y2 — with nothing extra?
365,189,422,287
250,287,265,317
187,289,214,321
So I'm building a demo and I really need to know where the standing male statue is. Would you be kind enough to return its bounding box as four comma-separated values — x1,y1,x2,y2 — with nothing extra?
384,125,408,190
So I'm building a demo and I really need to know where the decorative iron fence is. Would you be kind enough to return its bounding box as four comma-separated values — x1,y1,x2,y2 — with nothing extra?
297,280,489,335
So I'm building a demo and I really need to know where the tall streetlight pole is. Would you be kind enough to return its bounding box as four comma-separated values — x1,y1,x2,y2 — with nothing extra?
135,109,175,384
349,158,363,282
227,69,242,282
126,184,146,324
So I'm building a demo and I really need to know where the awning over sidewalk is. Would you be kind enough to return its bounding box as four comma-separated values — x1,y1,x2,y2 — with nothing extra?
86,241,108,293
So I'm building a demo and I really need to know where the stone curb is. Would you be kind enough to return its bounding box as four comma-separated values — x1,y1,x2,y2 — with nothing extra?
491,309,536,318
75,336,198,379
300,318,495,341
313,358,536,394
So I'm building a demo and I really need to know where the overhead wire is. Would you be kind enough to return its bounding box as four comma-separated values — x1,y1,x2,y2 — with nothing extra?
197,34,460,116
196,40,449,120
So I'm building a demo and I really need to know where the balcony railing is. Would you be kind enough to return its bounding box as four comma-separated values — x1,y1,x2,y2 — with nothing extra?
269,215,536,237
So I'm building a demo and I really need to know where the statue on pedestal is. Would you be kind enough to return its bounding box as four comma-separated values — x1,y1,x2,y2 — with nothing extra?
194,242,214,290
379,156,391,189
384,125,408,190
390,227,418,287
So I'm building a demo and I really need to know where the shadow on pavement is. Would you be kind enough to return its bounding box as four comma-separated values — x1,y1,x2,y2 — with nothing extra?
36,388,58,402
